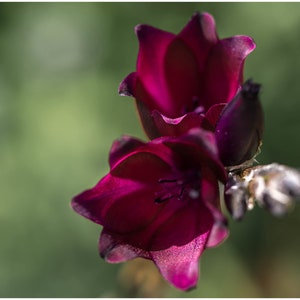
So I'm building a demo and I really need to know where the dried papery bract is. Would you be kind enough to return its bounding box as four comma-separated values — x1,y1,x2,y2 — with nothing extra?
246,163,300,216
224,173,249,221
225,163,300,219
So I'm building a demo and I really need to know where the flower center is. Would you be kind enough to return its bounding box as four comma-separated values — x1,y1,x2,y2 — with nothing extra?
182,96,205,115
154,170,201,204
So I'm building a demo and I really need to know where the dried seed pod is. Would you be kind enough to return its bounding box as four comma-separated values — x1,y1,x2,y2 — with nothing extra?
224,173,249,221
246,163,300,216
224,163,300,220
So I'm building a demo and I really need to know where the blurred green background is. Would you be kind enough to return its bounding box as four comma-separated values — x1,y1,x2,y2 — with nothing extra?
1,2,300,297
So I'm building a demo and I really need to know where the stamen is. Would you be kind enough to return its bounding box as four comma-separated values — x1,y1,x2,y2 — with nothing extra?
155,171,201,203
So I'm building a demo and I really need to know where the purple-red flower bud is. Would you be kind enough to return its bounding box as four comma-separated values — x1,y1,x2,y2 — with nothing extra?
215,79,264,169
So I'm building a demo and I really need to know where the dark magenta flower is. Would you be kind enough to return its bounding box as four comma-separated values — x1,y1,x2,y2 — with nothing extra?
119,12,256,139
72,128,228,290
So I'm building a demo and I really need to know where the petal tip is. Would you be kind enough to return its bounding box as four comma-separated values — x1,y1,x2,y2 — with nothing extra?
179,11,218,52
191,11,214,24
134,24,151,40
235,35,256,55
170,272,198,291
134,24,143,35
118,72,136,97
244,35,256,53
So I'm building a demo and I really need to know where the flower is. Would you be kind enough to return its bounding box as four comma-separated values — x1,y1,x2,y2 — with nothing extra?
119,12,256,139
72,128,228,290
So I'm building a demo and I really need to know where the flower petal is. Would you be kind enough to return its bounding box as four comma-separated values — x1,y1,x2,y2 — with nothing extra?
147,198,212,290
135,100,161,139
163,38,201,117
198,168,229,248
151,110,212,137
99,229,148,263
150,209,211,290
178,12,218,74
73,144,176,233
206,219,228,248
151,240,205,291
135,24,174,114
73,138,185,235
202,35,256,108
110,147,173,181
109,135,145,169
163,128,227,183
205,103,226,128
72,175,166,234
118,72,137,97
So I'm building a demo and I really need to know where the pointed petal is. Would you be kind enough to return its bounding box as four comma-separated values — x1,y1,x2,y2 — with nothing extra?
110,145,173,181
135,100,161,139
198,167,229,248
150,208,211,290
178,12,218,74
148,199,212,290
206,220,228,248
99,230,146,263
163,38,202,116
72,175,165,234
72,175,143,226
206,213,229,248
135,24,174,114
203,36,256,108
151,241,203,291
73,139,182,234
118,72,137,97
109,135,145,169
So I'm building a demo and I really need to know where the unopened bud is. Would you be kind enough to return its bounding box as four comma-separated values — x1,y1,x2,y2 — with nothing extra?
215,79,264,170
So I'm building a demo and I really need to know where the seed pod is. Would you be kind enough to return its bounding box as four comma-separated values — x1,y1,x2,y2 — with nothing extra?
215,79,264,169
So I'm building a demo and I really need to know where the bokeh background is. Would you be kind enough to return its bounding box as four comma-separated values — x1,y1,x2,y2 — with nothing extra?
1,2,300,297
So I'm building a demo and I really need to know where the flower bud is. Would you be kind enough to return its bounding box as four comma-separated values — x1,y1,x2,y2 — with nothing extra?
215,79,264,169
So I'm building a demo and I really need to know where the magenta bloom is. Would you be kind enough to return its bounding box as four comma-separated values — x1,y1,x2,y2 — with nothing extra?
119,12,256,139
72,129,228,290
